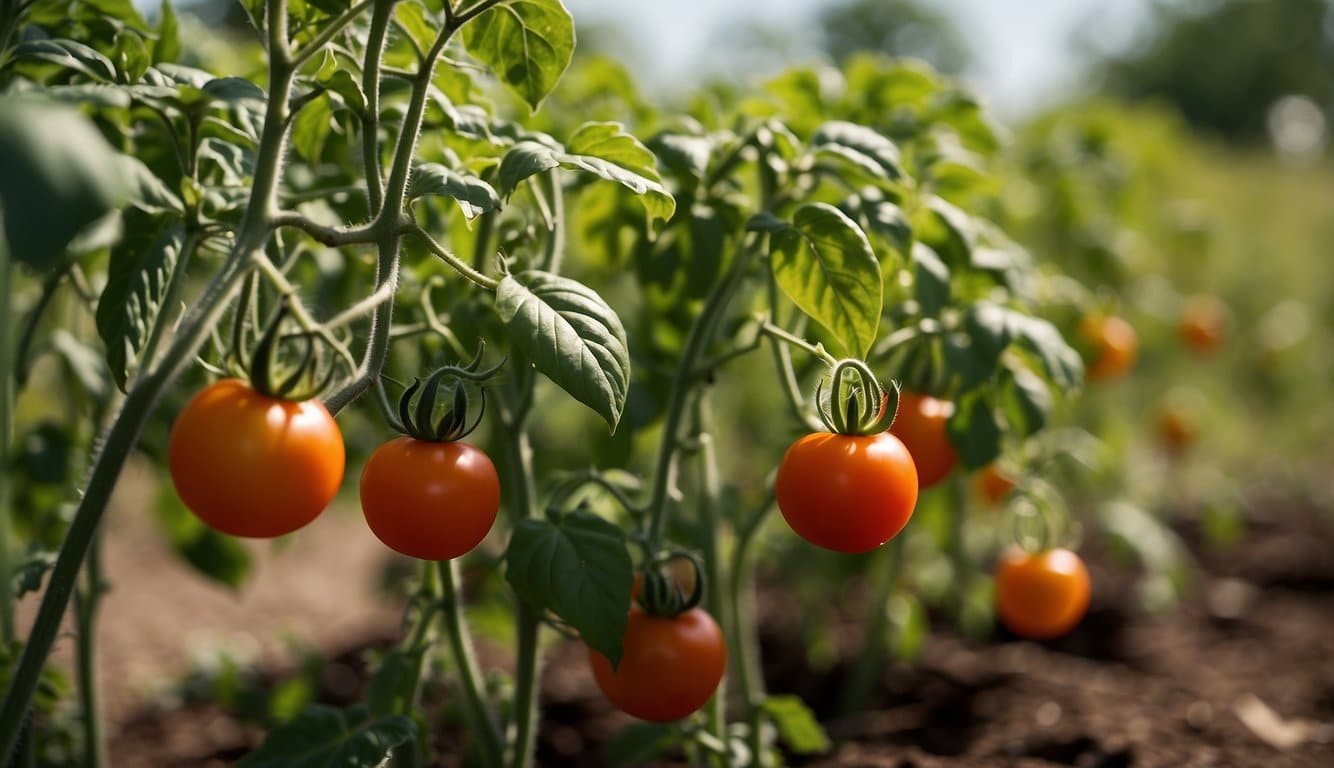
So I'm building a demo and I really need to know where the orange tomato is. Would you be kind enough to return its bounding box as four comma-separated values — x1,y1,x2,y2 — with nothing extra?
775,431,918,553
1080,315,1138,382
995,548,1091,640
360,437,500,560
589,607,726,722
889,391,958,489
168,379,345,538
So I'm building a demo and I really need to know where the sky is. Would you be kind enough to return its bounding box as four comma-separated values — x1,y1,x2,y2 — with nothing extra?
565,0,1157,118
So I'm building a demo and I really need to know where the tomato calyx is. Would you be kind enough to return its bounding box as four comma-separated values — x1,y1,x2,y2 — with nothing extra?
1003,479,1075,554
636,551,705,618
396,347,503,442
242,296,338,401
816,358,900,436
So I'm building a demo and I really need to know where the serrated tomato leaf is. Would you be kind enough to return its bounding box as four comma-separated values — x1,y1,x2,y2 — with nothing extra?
462,0,574,111
95,211,184,391
504,510,632,665
496,271,630,431
770,202,882,357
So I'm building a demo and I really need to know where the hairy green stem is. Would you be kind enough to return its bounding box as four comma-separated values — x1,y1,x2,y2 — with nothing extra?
730,494,771,764
0,2,297,748
645,240,759,548
360,0,395,214
439,559,504,768
73,531,107,768
838,532,905,715
691,394,729,762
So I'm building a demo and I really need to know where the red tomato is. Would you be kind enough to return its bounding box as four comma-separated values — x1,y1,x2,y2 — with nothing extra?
168,379,344,538
360,437,500,560
1157,403,1196,454
775,431,918,553
973,463,1016,507
995,548,1091,640
1080,315,1138,382
588,607,726,722
889,391,958,489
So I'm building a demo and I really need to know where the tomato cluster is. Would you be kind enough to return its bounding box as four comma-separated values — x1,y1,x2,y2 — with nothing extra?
169,380,499,562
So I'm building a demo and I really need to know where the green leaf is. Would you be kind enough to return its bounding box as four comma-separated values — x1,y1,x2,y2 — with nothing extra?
113,30,151,82
0,96,128,271
911,242,949,316
155,1,181,64
811,121,903,181
462,0,575,111
946,390,1002,469
365,649,425,718
887,591,927,662
761,695,830,755
155,484,252,589
203,77,266,104
769,203,882,357
497,141,562,196
504,510,632,665
393,0,438,55
959,304,1083,390
318,69,367,113
606,723,677,767
999,366,1051,438
564,122,675,231
496,271,631,431
120,155,184,214
292,94,334,163
12,39,118,81
95,211,183,391
409,163,500,219
237,705,415,768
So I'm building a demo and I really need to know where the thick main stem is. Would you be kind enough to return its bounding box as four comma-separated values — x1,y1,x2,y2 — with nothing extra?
439,560,504,768
692,395,730,759
500,407,541,768
0,6,297,750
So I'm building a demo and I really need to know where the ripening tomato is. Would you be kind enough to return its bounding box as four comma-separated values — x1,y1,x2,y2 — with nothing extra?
1080,315,1138,382
589,607,726,722
889,391,958,488
168,379,345,538
1179,295,1228,354
973,463,1015,506
359,437,500,560
775,431,918,553
995,548,1091,640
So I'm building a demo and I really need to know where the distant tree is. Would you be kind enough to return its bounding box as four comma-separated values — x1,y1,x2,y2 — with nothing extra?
819,0,971,74
1094,0,1334,141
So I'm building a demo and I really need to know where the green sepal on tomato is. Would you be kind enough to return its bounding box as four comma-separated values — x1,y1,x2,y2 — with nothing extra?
775,360,920,553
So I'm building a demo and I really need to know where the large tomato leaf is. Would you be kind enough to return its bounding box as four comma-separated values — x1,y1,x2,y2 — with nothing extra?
0,96,128,272
496,123,675,232
496,270,630,431
945,389,1002,469
810,120,904,181
461,0,574,112
504,510,632,665
769,202,883,358
236,705,414,768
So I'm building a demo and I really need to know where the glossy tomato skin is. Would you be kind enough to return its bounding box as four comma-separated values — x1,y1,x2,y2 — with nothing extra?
168,379,345,538
1080,315,1138,381
889,391,958,489
775,431,918,553
588,607,726,722
360,437,500,560
995,548,1091,640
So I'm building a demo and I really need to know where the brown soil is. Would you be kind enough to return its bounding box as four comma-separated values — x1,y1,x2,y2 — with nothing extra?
52,472,1334,767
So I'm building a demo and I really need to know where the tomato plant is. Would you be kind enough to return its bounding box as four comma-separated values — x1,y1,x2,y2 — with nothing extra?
0,1,1108,765
169,379,345,538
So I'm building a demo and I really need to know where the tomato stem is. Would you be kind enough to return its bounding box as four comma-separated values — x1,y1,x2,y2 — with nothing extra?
73,530,108,768
690,394,731,763
838,531,906,715
438,559,504,768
